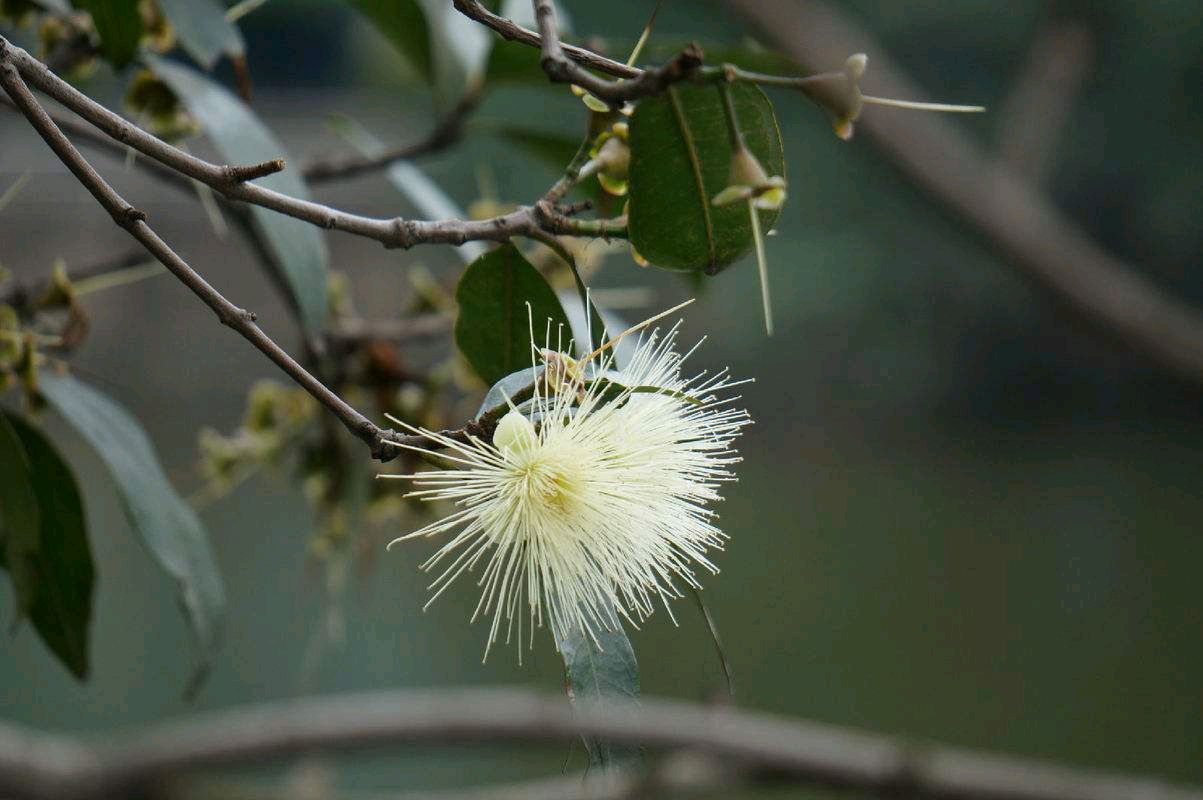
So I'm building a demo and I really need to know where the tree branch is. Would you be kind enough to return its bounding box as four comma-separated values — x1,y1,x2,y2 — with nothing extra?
721,0,1203,385
0,44,426,462
530,0,702,106
301,91,481,184
452,0,639,79
0,688,1197,800
0,37,550,251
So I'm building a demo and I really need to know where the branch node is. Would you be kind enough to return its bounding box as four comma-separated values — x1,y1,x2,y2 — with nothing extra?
222,158,286,183
116,204,148,227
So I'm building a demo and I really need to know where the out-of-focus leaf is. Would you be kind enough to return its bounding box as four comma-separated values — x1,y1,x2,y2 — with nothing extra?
483,38,543,85
30,0,73,13
2,413,93,680
554,622,642,769
39,374,225,679
455,244,571,385
72,0,142,68
0,413,40,618
157,0,245,70
417,0,490,99
345,0,431,81
329,115,484,263
487,125,607,204
149,56,329,335
628,83,784,272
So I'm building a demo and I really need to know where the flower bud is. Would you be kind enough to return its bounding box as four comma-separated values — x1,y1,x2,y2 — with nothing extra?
493,410,538,456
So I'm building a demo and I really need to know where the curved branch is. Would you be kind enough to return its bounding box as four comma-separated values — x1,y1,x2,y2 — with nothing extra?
301,91,481,184
0,48,435,462
722,0,1203,384
0,38,542,251
0,688,1197,800
452,0,639,80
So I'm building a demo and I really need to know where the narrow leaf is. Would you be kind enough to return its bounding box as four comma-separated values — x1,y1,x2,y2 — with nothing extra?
0,413,41,619
39,374,225,679
149,56,329,335
3,413,94,680
72,0,143,68
628,83,784,272
454,244,571,386
555,623,642,769
157,0,246,70
345,0,432,81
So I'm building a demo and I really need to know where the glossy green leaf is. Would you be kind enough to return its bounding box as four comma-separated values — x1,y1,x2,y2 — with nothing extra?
346,0,431,81
2,413,93,680
39,374,225,678
628,83,784,272
157,0,245,69
0,413,40,618
455,244,571,386
150,57,329,335
555,622,642,768
72,0,142,68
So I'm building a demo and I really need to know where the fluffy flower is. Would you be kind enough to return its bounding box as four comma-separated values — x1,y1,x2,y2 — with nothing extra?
384,312,750,657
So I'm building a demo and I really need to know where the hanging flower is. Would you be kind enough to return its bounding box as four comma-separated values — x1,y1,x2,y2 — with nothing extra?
710,145,787,211
588,121,631,196
383,309,751,657
801,53,985,141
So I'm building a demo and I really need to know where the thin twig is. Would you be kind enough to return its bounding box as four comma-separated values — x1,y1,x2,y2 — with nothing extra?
530,0,702,106
0,688,1197,800
0,39,619,251
0,48,426,461
0,38,533,250
452,0,640,79
301,91,481,184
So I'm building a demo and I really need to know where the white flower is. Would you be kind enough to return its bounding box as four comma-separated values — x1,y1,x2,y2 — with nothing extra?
383,311,751,658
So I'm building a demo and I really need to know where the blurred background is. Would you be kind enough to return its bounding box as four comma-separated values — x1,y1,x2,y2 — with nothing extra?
2,0,1201,795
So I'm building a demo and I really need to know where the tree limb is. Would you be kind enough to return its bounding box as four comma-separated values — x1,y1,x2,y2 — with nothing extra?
301,91,481,184
452,0,639,79
722,0,1203,385
0,37,582,252
0,688,1196,800
0,45,426,461
530,0,702,106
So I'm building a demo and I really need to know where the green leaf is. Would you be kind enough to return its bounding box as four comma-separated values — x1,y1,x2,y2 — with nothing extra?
72,0,143,68
454,244,571,386
2,413,94,680
39,374,225,680
345,0,431,81
628,83,784,272
156,0,245,70
554,622,642,769
149,56,329,335
0,413,41,619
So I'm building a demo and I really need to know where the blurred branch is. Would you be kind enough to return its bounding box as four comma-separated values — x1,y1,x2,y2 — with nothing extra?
0,250,148,310
996,21,1094,184
721,0,1203,385
0,48,433,462
0,688,1198,800
301,91,481,184
329,312,452,344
